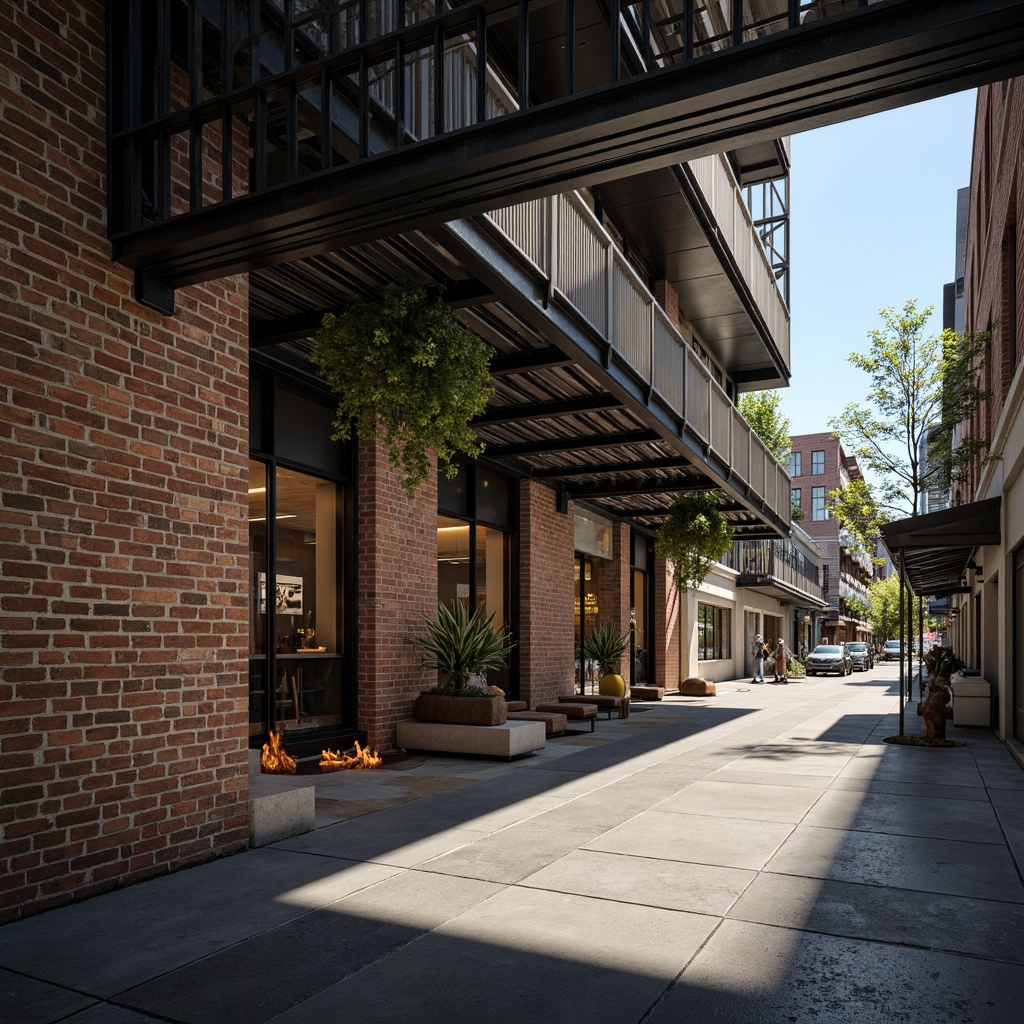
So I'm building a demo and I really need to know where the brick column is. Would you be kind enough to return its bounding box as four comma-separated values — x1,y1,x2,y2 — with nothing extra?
356,439,437,752
518,480,575,705
654,559,682,692
593,522,632,678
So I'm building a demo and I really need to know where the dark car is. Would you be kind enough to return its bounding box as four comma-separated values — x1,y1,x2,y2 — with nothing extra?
806,644,853,676
881,640,904,662
845,641,872,671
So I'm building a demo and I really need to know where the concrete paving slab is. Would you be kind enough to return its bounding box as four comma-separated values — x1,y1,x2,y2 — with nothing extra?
584,809,795,870
519,848,755,916
57,1007,161,1024
1,967,96,1024
121,873,503,1024
651,779,826,823
803,787,1006,842
419,821,604,883
262,886,718,1024
0,851,400,996
767,824,1024,902
274,822,487,867
720,750,853,777
826,774,992,802
729,873,1024,964
646,919,1024,1024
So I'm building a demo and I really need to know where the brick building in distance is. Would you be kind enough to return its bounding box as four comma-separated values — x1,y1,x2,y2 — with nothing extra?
788,434,875,645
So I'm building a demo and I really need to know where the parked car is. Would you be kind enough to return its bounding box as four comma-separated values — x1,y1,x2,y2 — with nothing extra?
806,644,853,676
881,640,904,662
845,641,872,671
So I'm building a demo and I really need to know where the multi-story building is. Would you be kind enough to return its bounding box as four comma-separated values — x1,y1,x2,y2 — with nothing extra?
789,434,874,643
944,78,1024,754
2,1,1018,923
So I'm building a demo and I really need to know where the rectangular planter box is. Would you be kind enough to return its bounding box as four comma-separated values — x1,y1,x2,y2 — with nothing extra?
414,693,507,726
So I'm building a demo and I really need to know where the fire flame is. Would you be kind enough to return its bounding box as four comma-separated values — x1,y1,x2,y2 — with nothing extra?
260,730,296,775
319,740,382,771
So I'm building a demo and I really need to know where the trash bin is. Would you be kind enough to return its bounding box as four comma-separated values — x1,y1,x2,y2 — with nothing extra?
951,677,991,726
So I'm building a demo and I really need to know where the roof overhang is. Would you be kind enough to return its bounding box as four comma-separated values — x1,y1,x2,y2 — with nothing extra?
879,498,1001,596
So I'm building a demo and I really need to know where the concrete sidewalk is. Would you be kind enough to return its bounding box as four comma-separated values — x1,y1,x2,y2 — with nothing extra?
4,669,1024,1023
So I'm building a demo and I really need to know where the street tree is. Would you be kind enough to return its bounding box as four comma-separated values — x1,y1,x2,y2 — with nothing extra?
828,299,990,538
738,390,791,462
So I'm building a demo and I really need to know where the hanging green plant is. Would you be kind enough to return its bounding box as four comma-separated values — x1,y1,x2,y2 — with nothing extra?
656,491,735,591
310,281,495,495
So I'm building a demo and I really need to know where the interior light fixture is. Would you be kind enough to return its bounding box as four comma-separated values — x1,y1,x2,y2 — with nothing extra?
247,514,297,522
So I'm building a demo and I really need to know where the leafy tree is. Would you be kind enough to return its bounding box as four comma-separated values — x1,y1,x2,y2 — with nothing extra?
656,491,735,591
828,300,990,523
867,575,932,640
738,390,791,462
311,281,494,495
828,477,887,556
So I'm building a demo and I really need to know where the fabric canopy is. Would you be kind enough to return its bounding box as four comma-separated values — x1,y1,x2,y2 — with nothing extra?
879,497,1001,597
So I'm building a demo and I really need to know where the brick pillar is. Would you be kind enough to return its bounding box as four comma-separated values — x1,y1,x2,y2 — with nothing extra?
518,480,575,705
654,279,680,327
593,522,632,678
356,439,437,752
654,559,682,691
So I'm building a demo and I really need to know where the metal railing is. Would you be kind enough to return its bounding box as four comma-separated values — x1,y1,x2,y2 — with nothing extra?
487,191,792,528
734,538,825,604
688,153,791,366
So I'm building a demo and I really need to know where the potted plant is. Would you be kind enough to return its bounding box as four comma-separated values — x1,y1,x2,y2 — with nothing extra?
311,281,495,495
582,623,631,697
656,491,735,591
407,601,515,726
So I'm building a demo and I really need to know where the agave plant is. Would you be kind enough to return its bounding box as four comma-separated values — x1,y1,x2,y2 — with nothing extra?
407,601,514,690
582,623,630,676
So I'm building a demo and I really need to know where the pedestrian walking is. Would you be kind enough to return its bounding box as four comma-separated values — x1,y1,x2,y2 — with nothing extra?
751,633,766,683
773,638,788,683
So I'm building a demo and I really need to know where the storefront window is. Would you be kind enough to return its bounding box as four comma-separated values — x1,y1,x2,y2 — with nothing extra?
697,603,731,661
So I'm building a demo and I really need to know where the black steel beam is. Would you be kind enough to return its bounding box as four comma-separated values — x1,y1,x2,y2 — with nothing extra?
472,393,623,424
489,348,576,376
567,476,715,500
483,429,661,458
113,0,1024,285
531,456,694,479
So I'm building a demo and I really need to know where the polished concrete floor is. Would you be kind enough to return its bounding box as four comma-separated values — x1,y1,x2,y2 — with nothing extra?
4,666,1024,1023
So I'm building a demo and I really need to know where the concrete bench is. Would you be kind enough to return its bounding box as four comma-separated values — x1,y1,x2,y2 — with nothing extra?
557,694,629,719
630,686,665,700
248,779,316,848
536,701,597,733
396,719,546,760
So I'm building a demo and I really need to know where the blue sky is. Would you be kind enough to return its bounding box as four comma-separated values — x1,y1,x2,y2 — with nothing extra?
779,89,978,440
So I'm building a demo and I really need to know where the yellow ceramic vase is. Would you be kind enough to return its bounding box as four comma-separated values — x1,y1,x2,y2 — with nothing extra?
598,673,626,697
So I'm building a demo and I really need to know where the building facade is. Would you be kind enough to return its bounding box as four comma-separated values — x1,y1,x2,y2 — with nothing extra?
949,78,1024,755
788,433,874,643
1,2,796,921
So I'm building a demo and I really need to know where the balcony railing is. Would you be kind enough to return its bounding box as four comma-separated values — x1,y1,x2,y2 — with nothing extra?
688,154,790,367
487,192,792,528
732,538,824,604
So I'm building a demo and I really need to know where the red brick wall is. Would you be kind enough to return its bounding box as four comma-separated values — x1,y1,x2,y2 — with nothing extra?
0,2,250,923
593,521,632,678
654,559,681,690
518,480,574,704
355,439,437,751
963,82,1024,498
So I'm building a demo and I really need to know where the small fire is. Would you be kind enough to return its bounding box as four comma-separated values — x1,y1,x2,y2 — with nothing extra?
260,730,296,775
319,740,382,772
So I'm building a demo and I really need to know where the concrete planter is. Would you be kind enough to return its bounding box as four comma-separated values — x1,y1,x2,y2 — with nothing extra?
414,693,507,726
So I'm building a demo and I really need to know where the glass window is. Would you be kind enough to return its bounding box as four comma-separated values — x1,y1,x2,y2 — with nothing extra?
437,513,510,691
790,451,802,476
270,466,345,736
812,449,825,474
812,486,828,520
697,603,731,661
792,487,801,509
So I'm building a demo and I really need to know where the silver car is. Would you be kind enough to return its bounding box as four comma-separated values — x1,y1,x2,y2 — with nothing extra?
845,641,872,671
806,644,852,676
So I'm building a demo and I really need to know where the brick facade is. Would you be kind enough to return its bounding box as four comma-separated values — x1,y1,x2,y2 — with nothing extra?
592,521,632,677
0,1,250,922
355,439,438,753
517,480,575,705
654,560,681,691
